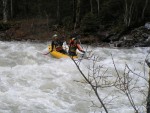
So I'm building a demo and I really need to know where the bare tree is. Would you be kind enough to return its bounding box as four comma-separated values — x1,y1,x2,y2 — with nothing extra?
10,0,13,19
71,57,109,113
145,59,150,113
142,0,148,20
2,0,8,23
71,53,148,113
147,68,150,113
96,0,100,16
111,55,140,113
90,0,93,14
123,0,148,27
73,0,76,23
74,0,80,31
124,0,135,27
57,0,60,24
38,0,41,17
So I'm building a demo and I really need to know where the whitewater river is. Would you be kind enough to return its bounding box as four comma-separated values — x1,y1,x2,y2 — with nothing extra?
0,41,149,113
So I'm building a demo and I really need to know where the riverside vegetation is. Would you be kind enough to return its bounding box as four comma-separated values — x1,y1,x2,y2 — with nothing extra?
0,0,149,47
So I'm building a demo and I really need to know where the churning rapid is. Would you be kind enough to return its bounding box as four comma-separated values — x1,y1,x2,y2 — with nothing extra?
0,41,149,113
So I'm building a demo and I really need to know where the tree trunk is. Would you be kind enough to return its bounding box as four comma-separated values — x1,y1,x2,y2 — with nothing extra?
74,0,80,30
3,0,8,23
73,0,76,23
90,0,93,14
57,0,60,24
124,0,128,26
76,0,80,24
10,0,13,19
145,60,150,113
147,68,150,113
38,0,41,17
142,0,148,20
24,0,29,18
96,0,100,16
124,0,134,27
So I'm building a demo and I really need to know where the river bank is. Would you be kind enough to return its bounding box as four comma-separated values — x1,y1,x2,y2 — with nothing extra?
0,19,150,47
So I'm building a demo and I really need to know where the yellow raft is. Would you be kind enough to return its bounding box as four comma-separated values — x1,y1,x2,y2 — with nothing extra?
48,45,77,59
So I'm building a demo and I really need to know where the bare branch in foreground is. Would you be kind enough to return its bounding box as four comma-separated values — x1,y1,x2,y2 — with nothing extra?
71,57,109,113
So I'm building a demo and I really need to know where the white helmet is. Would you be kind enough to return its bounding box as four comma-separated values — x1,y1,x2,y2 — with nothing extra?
52,34,58,38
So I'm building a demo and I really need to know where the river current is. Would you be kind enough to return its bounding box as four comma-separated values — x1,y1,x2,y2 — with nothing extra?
0,41,149,113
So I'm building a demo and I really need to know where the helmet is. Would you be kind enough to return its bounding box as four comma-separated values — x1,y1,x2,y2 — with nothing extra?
72,37,77,41
52,34,58,38
70,37,78,44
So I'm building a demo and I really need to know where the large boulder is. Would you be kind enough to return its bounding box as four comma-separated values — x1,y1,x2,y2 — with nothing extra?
145,22,150,30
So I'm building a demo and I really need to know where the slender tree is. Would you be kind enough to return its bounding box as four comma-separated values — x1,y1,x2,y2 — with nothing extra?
142,0,148,20
124,0,135,27
2,0,8,23
57,0,60,24
10,0,13,19
74,0,80,30
71,57,108,113
147,68,150,113
90,0,93,14
73,0,77,23
146,59,150,113
37,0,41,17
96,0,100,16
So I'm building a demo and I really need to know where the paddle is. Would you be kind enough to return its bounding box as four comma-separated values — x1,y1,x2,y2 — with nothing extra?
77,50,93,59
36,50,50,56
43,52,50,55
40,46,51,55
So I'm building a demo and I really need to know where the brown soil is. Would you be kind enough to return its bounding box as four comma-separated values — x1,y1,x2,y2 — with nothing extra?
5,19,51,42
4,19,99,44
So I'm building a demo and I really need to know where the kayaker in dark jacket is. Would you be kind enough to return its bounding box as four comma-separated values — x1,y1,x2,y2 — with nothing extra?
51,34,67,54
68,34,85,56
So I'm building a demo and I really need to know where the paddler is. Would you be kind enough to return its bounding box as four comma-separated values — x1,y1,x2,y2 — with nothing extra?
51,34,67,54
68,33,85,56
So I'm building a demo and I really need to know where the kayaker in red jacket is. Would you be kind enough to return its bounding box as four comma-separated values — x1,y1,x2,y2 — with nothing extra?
68,34,85,56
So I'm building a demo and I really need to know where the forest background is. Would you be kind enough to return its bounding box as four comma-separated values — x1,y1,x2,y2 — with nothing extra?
0,0,149,47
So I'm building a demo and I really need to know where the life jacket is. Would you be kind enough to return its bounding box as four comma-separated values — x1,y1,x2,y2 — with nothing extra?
69,39,82,52
53,40,63,51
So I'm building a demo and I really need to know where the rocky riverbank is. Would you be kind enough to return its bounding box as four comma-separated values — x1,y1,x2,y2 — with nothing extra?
106,23,150,47
0,20,150,47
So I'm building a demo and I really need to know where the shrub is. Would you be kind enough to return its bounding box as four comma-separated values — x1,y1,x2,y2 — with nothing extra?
0,22,12,31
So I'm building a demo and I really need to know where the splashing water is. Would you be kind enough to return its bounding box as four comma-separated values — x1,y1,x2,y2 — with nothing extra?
0,41,149,113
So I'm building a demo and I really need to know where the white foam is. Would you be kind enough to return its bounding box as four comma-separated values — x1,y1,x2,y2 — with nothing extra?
0,41,149,113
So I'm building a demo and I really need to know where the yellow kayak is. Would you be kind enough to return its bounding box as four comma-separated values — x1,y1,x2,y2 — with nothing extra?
48,45,77,59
